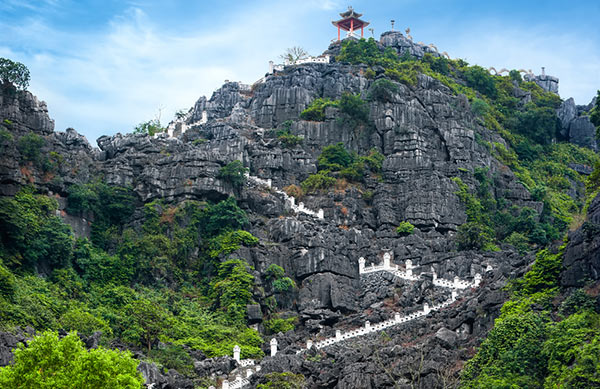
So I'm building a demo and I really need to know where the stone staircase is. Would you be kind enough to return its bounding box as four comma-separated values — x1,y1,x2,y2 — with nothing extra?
209,251,486,388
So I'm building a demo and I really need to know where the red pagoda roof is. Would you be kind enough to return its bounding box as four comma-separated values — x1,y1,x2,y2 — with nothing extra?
332,7,369,31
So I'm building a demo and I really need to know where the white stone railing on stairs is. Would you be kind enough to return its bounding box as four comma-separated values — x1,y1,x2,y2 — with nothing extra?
212,251,488,388
246,174,324,219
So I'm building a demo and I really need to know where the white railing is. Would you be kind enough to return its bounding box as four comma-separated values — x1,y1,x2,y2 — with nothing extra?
246,174,324,220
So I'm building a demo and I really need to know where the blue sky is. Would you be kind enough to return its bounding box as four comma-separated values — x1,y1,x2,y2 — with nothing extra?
1,0,599,144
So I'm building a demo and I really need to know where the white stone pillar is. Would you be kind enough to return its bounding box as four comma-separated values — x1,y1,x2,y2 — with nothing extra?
395,312,401,322
358,257,365,273
317,209,324,219
233,345,240,363
209,386,216,389
383,252,391,269
432,272,437,281
307,339,313,350
365,321,371,331
452,290,458,301
289,196,295,207
236,375,242,385
474,273,482,287
454,276,460,288
298,202,305,211
423,303,430,314
270,338,278,357
406,260,413,277
246,369,252,378
486,264,493,272
336,330,342,341
222,380,229,389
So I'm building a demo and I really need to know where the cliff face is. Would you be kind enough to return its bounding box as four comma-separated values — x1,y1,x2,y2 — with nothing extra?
0,38,596,387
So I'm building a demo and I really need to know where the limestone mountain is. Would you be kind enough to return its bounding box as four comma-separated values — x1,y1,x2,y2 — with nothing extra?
0,31,599,389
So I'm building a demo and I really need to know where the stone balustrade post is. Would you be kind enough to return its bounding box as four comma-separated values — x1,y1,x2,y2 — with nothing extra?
233,345,241,363
395,312,401,322
298,202,305,211
270,338,278,357
222,380,229,389
365,321,371,331
236,375,242,385
474,273,482,287
358,257,365,273
423,303,430,314
452,289,458,301
336,330,342,341
432,272,437,281
383,252,391,269
406,260,413,277
453,276,460,288
307,339,313,349
246,370,252,378
317,209,324,219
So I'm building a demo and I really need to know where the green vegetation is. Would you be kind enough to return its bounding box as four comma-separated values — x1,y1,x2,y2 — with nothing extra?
276,120,303,148
396,221,415,235
218,160,248,187
265,316,296,334
0,185,265,377
300,98,338,121
589,90,600,138
301,143,384,194
17,132,45,164
0,331,143,388
257,372,305,389
0,57,30,90
461,241,600,388
133,118,165,136
367,78,400,103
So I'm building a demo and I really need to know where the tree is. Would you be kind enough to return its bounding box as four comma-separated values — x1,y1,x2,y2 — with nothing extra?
280,46,309,64
590,90,600,138
123,299,168,353
133,118,164,136
0,58,30,90
0,331,143,388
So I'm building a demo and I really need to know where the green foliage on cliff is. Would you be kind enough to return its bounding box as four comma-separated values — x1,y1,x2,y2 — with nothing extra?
0,186,264,373
396,221,415,235
0,58,30,90
300,98,338,121
0,331,144,388
462,242,600,388
218,160,248,187
133,118,165,136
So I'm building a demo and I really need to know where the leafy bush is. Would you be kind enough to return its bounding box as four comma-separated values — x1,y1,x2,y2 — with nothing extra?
338,92,369,125
301,172,336,194
276,130,303,148
257,372,305,389
318,142,355,171
60,308,113,338
396,221,415,235
201,196,249,238
265,264,285,280
470,98,490,116
133,118,165,136
273,277,295,293
456,221,496,251
463,65,497,98
17,132,45,164
0,331,143,388
300,98,338,121
264,316,296,334
218,160,248,187
509,69,523,83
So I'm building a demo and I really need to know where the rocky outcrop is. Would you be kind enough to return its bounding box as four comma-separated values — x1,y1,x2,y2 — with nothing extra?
524,73,559,95
557,97,598,151
561,193,600,287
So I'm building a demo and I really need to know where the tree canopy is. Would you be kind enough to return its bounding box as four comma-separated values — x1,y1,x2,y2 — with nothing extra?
0,331,144,388
0,58,30,90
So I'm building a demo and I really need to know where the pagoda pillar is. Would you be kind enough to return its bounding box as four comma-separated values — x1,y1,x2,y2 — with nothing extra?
350,19,354,35
361,26,364,37
338,25,340,41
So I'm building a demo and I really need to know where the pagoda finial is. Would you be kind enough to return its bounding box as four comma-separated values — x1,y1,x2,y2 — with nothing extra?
391,20,395,31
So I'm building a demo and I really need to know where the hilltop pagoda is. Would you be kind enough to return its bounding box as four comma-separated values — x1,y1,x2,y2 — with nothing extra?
332,6,370,41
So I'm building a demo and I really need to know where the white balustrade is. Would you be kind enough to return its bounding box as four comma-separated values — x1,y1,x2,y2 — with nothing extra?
270,338,278,357
233,345,240,363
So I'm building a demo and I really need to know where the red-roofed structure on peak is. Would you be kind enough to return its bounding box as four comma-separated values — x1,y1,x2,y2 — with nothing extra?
332,6,370,41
